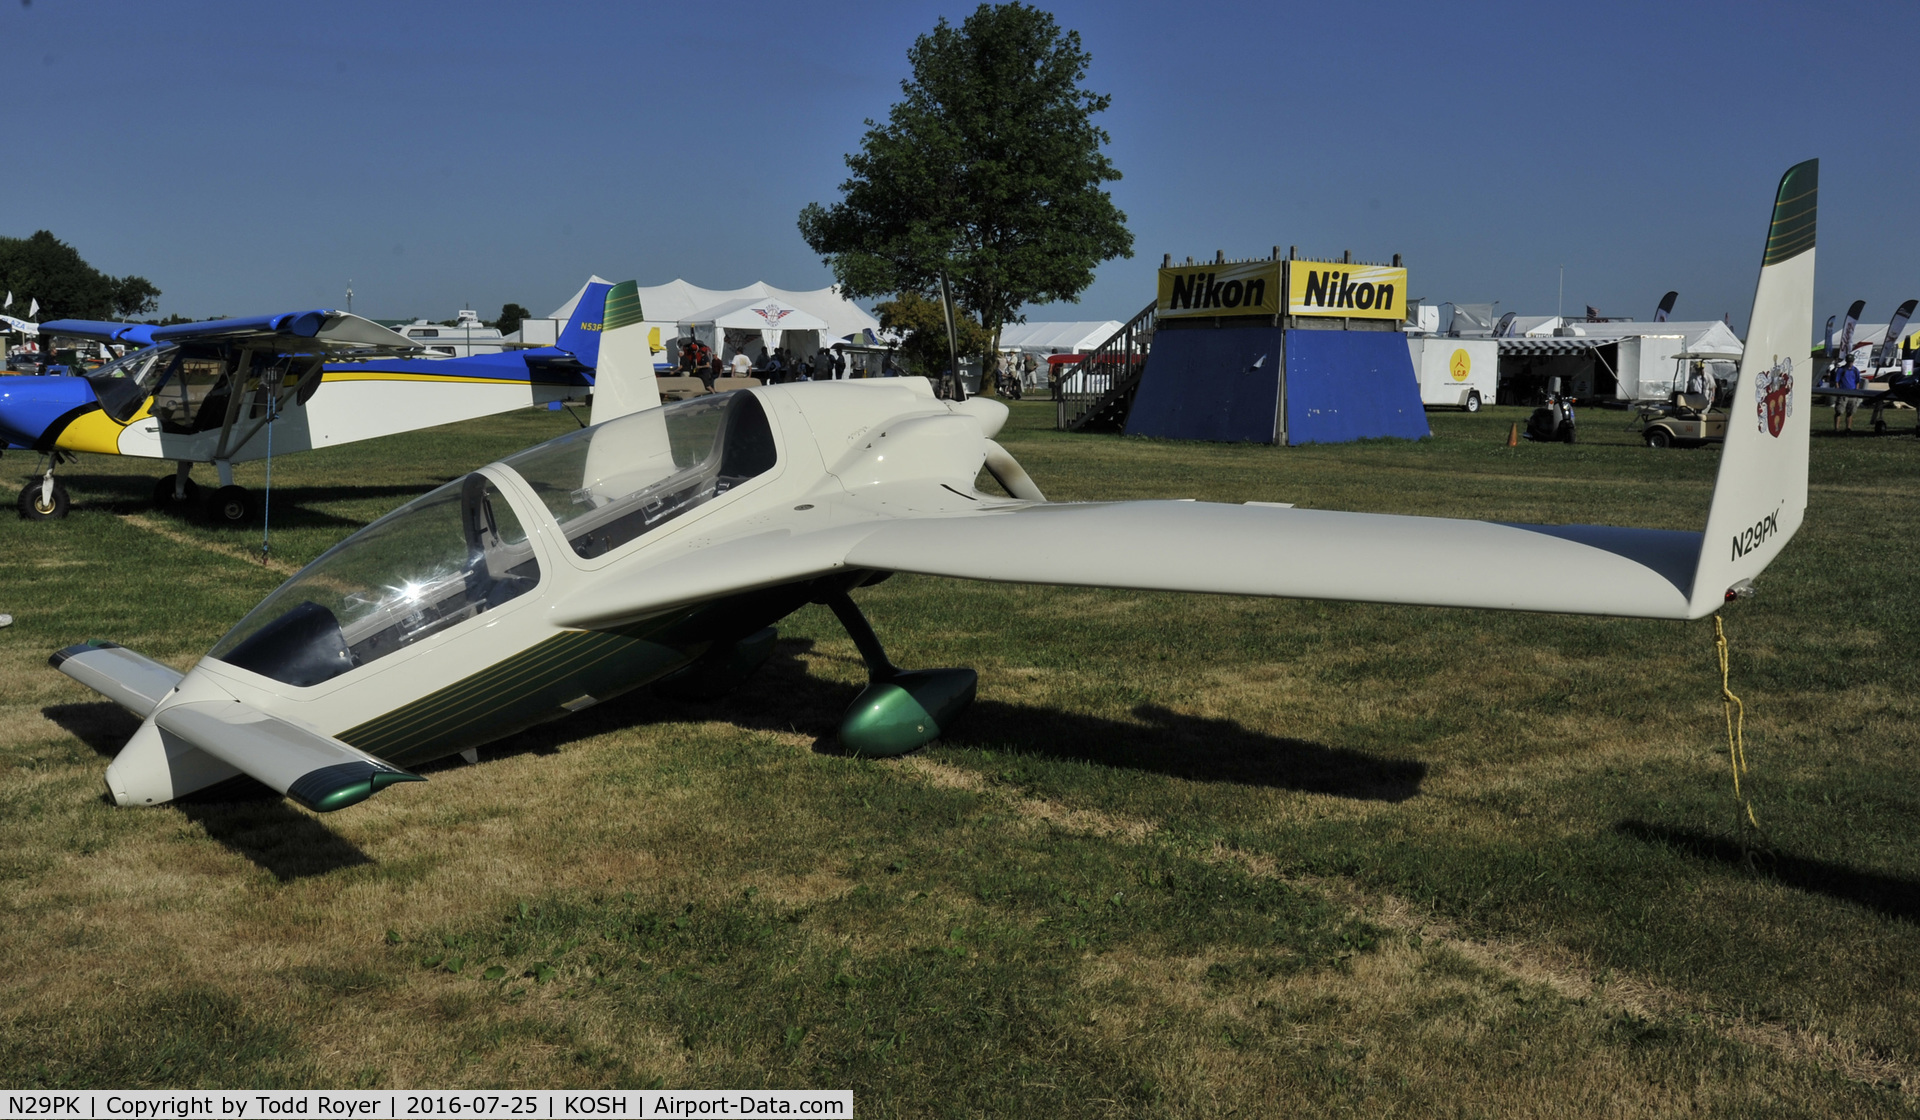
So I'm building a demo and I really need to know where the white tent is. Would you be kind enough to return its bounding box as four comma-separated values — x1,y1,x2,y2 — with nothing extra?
679,296,831,358
521,277,881,368
997,320,1122,355
1834,323,1920,372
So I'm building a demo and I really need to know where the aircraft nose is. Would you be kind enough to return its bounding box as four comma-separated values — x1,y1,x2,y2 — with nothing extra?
0,375,97,449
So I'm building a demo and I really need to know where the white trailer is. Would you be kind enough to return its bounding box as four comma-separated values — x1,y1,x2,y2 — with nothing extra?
1406,337,1497,411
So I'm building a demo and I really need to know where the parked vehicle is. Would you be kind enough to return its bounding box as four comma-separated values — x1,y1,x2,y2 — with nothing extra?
1406,337,1496,411
1524,380,1577,443
1635,391,1726,448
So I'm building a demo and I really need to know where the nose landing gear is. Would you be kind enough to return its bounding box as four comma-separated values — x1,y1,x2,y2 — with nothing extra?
16,453,74,520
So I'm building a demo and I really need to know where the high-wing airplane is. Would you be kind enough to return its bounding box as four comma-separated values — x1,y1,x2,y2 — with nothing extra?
52,162,1819,816
2,280,635,522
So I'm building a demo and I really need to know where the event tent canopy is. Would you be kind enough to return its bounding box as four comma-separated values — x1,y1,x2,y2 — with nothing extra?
997,320,1123,355
535,277,878,343
679,297,830,334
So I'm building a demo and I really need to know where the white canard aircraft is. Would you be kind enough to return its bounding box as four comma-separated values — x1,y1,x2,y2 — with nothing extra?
54,162,1818,814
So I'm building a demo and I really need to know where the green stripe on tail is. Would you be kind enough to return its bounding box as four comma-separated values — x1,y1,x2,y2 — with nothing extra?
1762,160,1817,267
603,280,645,332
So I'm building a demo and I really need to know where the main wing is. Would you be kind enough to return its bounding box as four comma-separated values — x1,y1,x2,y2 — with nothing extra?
846,502,1699,618
43,310,423,356
557,160,1816,631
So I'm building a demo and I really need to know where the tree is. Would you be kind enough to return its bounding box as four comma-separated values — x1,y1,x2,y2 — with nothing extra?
0,230,161,319
494,303,532,336
798,2,1131,396
875,291,994,377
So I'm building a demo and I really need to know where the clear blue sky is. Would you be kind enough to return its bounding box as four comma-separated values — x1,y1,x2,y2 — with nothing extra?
6,0,1911,338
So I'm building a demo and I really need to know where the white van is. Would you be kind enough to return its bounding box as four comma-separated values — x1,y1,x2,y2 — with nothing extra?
1406,337,1497,411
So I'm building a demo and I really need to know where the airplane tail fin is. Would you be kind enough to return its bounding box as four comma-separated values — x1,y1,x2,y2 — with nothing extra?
556,280,615,368
1685,159,1817,618
588,280,662,425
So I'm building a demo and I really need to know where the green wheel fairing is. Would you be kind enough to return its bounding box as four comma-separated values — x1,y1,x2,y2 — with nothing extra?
838,668,978,757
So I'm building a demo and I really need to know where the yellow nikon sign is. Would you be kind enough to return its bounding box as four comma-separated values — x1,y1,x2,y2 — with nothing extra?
1287,263,1407,320
1157,260,1283,319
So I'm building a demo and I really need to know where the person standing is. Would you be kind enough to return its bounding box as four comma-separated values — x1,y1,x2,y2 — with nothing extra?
731,348,753,379
1833,362,1861,432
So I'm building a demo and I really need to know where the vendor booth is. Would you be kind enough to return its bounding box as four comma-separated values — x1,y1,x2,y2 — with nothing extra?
678,297,831,368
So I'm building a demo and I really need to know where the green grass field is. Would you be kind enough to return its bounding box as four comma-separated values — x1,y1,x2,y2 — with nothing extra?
2,397,1916,1116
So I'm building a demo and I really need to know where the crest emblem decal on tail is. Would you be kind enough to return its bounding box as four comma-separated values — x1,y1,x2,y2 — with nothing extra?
1754,357,1794,437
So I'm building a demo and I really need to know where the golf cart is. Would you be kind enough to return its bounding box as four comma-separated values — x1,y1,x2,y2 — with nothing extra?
1634,349,1736,448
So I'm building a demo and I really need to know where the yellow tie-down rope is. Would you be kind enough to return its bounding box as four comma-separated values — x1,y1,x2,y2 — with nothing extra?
1715,616,1760,834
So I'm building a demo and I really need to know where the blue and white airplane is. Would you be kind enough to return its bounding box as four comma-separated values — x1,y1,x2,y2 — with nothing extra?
1,280,647,522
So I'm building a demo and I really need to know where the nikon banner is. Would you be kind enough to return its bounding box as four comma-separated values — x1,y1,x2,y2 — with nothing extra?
1287,262,1407,320
1158,260,1283,319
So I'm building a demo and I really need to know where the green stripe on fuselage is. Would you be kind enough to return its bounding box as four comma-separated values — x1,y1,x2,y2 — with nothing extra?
337,582,821,768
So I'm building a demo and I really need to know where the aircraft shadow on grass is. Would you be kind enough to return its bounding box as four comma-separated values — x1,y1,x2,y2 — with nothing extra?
1616,821,1920,926
514,638,1428,803
40,637,1424,881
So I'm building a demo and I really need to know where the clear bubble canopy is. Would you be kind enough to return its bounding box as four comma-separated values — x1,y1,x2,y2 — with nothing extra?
210,392,778,687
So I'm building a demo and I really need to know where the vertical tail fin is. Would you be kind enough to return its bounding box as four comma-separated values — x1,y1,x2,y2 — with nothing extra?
555,280,614,368
1685,159,1817,617
588,280,663,425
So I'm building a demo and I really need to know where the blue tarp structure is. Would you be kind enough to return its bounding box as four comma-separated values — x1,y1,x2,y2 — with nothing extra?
1124,327,1428,445
1282,330,1429,445
1125,327,1283,443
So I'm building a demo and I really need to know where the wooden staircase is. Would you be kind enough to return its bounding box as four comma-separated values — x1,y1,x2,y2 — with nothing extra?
1055,301,1156,432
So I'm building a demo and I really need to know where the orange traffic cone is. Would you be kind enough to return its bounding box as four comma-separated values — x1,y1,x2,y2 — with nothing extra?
1506,422,1519,447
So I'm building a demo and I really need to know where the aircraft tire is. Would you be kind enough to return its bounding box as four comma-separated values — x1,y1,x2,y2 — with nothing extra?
206,485,252,525
152,477,202,509
18,479,70,520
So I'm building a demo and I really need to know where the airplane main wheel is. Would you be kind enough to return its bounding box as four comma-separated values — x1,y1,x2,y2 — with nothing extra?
152,476,201,509
18,478,70,520
206,484,252,525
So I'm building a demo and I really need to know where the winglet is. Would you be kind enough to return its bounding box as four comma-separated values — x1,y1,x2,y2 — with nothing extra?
1685,159,1816,617
588,280,663,425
